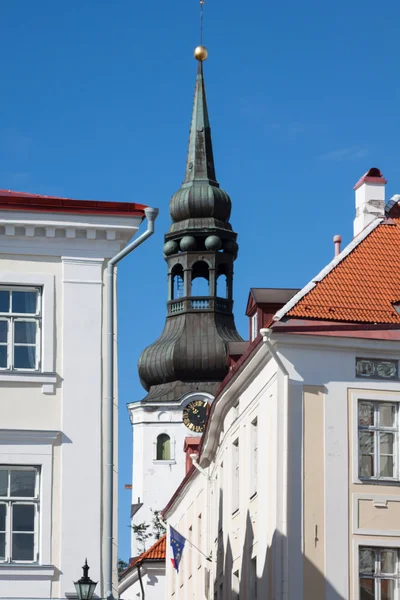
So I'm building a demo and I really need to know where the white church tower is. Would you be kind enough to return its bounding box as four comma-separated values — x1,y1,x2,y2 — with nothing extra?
128,46,243,558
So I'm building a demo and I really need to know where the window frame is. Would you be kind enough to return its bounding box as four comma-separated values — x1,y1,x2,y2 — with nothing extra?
356,543,400,600
351,391,400,484
156,433,171,461
232,439,240,514
251,312,258,342
250,417,258,498
152,430,176,464
0,286,42,372
0,466,40,565
358,400,398,481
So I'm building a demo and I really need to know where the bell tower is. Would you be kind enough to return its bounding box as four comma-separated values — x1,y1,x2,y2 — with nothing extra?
128,46,242,557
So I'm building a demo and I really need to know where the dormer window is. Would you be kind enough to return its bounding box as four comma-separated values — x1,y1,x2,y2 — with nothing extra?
251,312,258,342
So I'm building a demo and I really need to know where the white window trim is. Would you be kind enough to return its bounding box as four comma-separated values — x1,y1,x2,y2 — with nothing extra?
0,429,59,573
0,273,55,393
0,467,40,565
232,438,240,515
152,429,176,463
250,416,258,498
353,537,400,600
351,390,400,484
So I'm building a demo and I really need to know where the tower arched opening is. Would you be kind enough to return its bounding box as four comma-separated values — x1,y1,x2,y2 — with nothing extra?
171,264,184,300
191,260,209,297
216,265,229,299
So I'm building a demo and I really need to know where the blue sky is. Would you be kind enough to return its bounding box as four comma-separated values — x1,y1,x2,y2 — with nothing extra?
1,0,400,561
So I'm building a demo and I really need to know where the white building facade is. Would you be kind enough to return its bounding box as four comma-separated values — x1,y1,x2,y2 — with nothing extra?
164,169,400,600
0,190,147,599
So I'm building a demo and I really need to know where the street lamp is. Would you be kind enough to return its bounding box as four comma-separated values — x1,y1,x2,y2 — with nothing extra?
74,559,98,600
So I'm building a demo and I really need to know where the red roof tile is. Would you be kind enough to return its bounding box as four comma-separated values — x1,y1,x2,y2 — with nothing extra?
129,534,166,569
287,216,400,324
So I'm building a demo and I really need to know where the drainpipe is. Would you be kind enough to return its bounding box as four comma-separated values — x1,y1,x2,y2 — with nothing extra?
105,206,159,600
260,328,289,600
137,564,145,600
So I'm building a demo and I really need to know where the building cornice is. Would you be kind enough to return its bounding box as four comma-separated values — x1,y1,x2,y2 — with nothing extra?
0,210,144,258
0,429,61,444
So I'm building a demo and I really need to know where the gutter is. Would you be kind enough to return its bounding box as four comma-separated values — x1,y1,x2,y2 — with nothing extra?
260,328,289,600
105,206,159,600
137,565,145,600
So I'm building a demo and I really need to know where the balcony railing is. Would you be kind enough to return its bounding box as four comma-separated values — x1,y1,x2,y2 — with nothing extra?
168,296,233,315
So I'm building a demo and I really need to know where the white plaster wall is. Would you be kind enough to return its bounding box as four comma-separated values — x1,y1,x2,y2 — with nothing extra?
278,334,400,600
166,356,280,600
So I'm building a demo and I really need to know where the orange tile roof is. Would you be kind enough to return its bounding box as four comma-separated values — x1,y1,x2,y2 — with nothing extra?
286,216,400,324
129,534,166,569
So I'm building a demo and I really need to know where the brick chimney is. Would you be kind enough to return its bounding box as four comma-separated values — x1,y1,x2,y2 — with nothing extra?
183,437,201,475
353,167,387,237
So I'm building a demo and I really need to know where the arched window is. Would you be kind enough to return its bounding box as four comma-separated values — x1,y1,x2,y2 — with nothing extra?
171,265,184,300
216,265,229,299
191,261,209,296
156,434,171,460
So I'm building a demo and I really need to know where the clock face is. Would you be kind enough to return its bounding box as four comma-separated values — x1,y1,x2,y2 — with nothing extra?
183,400,208,433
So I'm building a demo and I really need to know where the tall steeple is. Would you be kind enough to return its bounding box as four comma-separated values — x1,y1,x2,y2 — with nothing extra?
183,59,216,186
138,47,242,403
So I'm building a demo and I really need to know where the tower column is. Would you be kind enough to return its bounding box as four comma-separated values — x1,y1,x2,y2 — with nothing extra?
209,267,216,296
183,267,192,297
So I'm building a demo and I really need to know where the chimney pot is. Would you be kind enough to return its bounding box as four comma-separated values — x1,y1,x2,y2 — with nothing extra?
333,234,342,257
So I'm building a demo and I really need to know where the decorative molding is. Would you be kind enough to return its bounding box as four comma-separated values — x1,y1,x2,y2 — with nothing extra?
353,493,400,535
0,564,55,578
0,429,60,444
61,257,104,266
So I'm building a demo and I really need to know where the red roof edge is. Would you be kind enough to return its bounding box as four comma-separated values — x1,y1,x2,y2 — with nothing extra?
0,189,147,217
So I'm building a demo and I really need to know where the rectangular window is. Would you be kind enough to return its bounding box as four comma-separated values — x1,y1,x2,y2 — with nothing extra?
359,546,399,599
197,513,202,569
250,417,258,497
218,463,223,532
232,439,239,514
0,467,40,563
0,287,41,371
358,401,398,480
251,313,258,342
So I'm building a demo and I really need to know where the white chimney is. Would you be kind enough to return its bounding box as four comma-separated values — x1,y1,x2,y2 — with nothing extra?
353,167,386,237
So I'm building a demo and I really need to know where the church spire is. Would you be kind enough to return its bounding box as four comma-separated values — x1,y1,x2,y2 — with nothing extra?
138,46,242,403
183,53,217,187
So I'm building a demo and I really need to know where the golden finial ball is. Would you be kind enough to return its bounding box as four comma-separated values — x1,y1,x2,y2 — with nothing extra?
194,45,208,61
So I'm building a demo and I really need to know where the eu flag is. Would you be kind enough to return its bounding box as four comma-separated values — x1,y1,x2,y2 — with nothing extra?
170,526,186,572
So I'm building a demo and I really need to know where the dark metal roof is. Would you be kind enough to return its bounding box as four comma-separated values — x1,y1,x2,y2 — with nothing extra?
169,61,232,227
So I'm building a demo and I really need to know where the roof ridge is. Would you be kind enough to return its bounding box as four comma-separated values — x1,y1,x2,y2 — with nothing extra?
273,218,384,322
